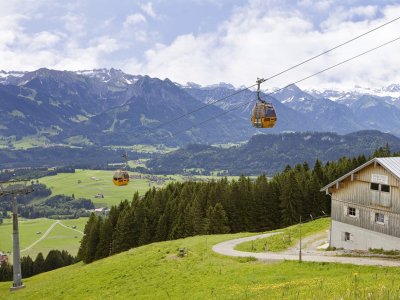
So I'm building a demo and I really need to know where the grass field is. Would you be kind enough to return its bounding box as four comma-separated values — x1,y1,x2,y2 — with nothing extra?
38,169,242,207
235,217,331,252
0,217,87,258
2,220,400,299
38,169,156,207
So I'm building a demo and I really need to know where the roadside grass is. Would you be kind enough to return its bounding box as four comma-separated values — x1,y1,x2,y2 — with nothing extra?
1,229,400,299
0,218,87,258
235,217,330,252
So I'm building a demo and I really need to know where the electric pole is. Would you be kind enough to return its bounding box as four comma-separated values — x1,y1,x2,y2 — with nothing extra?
299,215,302,263
0,180,34,291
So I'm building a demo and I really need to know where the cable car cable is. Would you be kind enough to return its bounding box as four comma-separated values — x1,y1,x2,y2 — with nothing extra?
171,35,400,136
108,15,400,138
144,15,400,131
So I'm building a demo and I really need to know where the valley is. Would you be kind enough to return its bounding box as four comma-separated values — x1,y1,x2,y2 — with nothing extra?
0,218,87,258
2,1,400,298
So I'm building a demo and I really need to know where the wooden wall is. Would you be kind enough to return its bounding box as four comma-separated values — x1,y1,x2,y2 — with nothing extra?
330,163,400,238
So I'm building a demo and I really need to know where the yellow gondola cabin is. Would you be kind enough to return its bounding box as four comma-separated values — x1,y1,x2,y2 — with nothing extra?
112,170,129,186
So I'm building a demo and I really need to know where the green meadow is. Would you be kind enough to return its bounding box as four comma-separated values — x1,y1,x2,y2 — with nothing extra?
1,226,400,299
0,218,87,258
38,169,241,207
38,169,156,207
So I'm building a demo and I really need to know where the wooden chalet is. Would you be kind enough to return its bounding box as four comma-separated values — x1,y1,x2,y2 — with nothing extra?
321,157,400,250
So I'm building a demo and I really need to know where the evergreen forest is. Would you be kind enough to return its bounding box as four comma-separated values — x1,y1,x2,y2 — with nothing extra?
78,147,394,264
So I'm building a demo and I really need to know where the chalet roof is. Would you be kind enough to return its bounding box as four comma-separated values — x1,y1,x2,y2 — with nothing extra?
320,157,400,192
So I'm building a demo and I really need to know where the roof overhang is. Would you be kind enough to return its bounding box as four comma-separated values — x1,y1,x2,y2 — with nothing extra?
320,157,400,192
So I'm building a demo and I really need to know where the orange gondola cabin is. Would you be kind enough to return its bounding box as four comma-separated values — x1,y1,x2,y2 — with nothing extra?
112,170,129,186
251,78,277,128
251,102,277,128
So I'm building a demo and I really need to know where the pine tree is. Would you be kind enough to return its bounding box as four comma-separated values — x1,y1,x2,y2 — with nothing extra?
207,203,230,234
21,256,34,278
33,252,45,275
280,171,302,226
312,159,325,184
83,217,101,263
77,213,97,262
44,250,64,271
95,218,113,259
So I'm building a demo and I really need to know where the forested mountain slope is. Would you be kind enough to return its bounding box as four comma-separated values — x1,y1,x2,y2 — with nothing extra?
146,130,400,175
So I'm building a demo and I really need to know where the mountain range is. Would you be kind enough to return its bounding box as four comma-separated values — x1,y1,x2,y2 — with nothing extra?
1,68,400,147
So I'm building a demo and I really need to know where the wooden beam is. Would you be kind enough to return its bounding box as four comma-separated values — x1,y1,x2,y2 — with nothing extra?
336,182,339,189
351,173,354,181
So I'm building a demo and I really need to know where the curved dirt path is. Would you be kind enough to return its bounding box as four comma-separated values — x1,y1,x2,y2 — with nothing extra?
58,222,84,234
212,233,400,267
21,220,60,253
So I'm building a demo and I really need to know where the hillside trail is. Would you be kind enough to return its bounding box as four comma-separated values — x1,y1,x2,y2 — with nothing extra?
58,222,84,234
212,231,400,267
21,220,60,253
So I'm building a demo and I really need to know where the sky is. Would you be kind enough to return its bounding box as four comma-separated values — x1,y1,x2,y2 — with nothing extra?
0,0,400,89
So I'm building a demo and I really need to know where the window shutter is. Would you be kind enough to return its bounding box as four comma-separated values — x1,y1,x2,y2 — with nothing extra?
355,209,360,219
341,232,345,241
370,211,375,224
344,205,348,216
384,214,389,225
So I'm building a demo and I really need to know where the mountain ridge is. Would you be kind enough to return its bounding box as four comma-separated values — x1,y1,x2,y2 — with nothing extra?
1,68,400,147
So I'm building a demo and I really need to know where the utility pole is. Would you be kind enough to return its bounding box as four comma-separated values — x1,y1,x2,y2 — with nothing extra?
0,180,34,291
11,195,23,290
299,215,302,263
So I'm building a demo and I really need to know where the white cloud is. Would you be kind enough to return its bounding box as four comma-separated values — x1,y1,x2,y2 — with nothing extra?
124,13,147,27
140,2,156,18
61,13,86,35
0,1,122,71
128,2,400,89
1,0,399,91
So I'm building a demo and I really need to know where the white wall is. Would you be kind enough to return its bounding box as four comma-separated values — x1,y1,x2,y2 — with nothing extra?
331,220,400,251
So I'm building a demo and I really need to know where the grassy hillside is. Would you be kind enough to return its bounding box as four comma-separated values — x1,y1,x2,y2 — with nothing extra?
1,223,400,299
0,218,87,258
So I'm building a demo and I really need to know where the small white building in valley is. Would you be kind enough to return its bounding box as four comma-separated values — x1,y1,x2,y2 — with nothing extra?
321,157,400,251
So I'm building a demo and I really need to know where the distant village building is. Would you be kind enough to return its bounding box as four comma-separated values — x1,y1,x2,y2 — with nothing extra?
0,251,8,266
321,157,400,251
88,207,110,216
94,193,104,198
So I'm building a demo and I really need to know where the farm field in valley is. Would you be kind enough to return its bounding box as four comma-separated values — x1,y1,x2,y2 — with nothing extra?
0,217,87,258
38,169,162,207
38,169,241,207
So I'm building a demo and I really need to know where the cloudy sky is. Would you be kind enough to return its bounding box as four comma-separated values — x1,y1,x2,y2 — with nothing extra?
1,0,400,89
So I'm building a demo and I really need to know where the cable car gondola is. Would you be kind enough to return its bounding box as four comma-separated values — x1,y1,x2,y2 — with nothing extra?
112,153,129,186
251,78,277,128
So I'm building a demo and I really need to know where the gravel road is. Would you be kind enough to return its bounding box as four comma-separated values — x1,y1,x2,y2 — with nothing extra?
212,233,400,267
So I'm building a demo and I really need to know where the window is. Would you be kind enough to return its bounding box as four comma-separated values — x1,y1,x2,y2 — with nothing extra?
381,184,390,193
375,213,385,224
370,182,390,192
344,232,351,241
370,183,379,191
348,207,356,217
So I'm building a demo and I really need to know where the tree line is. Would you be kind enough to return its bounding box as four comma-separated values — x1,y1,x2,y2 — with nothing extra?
0,250,75,282
77,150,381,264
